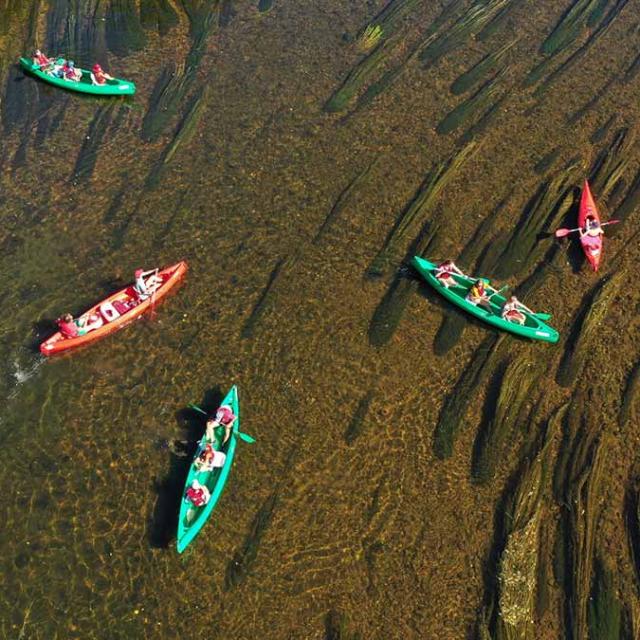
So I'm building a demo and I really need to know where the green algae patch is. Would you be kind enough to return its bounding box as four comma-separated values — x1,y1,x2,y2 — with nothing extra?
556,271,625,388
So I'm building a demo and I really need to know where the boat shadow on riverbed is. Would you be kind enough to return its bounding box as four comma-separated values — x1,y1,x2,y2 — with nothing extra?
148,387,224,549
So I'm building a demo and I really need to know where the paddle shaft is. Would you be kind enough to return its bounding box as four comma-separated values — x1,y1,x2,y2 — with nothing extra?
555,219,619,237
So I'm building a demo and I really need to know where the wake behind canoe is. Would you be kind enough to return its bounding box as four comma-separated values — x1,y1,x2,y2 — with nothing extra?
411,256,559,343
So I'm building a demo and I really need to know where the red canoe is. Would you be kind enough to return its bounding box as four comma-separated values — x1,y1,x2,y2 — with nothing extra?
578,180,602,271
40,261,188,355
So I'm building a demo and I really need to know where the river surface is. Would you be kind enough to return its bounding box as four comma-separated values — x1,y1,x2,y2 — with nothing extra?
1,1,640,638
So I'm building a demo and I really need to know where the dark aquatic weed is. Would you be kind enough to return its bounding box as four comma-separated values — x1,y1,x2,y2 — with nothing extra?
496,167,578,279
619,360,640,429
433,334,505,459
552,394,609,640
556,271,625,387
534,148,560,175
368,141,478,277
472,357,544,484
140,0,179,35
590,114,616,143
72,104,115,182
313,160,376,244
437,67,508,135
224,491,278,590
344,390,375,445
324,41,390,113
450,39,517,95
106,0,147,56
541,0,601,56
587,557,622,640
589,128,633,195
483,403,562,639
420,0,512,69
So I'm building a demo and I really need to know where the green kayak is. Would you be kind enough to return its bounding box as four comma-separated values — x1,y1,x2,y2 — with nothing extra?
177,385,241,554
19,57,136,96
412,256,559,343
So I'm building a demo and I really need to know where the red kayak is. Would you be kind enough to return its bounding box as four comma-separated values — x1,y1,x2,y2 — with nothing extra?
578,180,603,271
40,261,188,355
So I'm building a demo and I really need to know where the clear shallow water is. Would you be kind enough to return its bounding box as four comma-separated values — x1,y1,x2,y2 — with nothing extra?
1,0,640,638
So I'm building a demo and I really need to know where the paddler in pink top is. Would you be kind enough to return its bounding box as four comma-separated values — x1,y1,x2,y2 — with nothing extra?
57,313,79,338
33,49,52,70
434,260,465,288
206,404,237,446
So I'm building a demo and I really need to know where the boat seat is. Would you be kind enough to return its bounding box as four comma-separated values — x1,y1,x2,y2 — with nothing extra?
99,301,120,323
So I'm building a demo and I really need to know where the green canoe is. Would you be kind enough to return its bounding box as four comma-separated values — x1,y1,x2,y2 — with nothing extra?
19,57,136,96
177,385,241,554
412,256,559,343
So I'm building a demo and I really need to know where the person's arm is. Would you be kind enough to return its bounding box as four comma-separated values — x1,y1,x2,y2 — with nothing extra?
222,423,232,444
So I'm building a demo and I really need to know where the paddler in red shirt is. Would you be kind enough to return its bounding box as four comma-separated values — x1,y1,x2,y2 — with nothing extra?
91,63,114,85
32,49,52,70
57,314,79,338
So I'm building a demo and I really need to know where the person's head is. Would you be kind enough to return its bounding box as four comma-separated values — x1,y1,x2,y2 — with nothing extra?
35,49,42,56
60,313,73,323
135,268,144,278
508,295,517,303
93,63,103,73
440,260,452,267
56,58,65,66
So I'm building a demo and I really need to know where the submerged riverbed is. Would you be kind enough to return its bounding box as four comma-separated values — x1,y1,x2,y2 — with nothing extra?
1,0,640,638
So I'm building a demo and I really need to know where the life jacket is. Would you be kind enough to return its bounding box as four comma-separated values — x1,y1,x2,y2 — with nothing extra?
469,282,485,299
58,320,78,338
186,485,209,507
215,405,235,426
34,53,50,67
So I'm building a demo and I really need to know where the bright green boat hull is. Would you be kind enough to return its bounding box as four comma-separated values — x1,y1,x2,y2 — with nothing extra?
19,57,135,96
177,385,240,553
411,256,559,343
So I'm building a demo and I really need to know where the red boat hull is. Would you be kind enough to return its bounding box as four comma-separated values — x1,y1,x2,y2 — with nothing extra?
578,180,602,271
40,261,188,355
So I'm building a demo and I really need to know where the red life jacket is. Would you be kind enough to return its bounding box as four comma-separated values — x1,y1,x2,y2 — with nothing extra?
93,69,107,84
58,320,78,338
186,486,208,507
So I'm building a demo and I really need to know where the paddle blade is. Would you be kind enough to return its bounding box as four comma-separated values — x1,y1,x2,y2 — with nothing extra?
604,219,620,226
534,312,552,320
237,431,256,444
554,228,573,238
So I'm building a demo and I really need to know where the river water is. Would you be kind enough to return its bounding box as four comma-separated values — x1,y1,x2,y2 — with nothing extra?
1,0,640,638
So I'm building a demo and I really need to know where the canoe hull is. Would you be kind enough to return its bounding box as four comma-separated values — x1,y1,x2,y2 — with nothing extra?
40,261,187,355
411,256,559,343
19,57,136,96
177,386,240,554
578,180,602,271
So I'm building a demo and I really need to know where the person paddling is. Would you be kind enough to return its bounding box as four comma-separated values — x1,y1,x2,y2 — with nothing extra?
434,260,464,288
205,404,237,447
579,215,604,239
466,279,494,311
133,268,161,301
91,63,114,86
33,49,52,70
501,296,527,325
57,313,79,338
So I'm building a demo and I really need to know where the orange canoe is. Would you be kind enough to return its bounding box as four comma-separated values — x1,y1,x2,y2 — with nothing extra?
40,261,188,355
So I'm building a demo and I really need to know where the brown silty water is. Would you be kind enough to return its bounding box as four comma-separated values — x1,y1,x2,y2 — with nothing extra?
1,0,640,638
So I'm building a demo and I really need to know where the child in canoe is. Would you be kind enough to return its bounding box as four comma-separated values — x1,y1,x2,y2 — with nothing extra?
62,60,82,82
434,260,465,288
194,443,226,472
465,279,493,311
91,63,114,86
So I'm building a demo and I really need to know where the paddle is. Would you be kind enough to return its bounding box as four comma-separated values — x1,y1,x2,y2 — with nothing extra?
187,403,256,444
554,219,620,238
